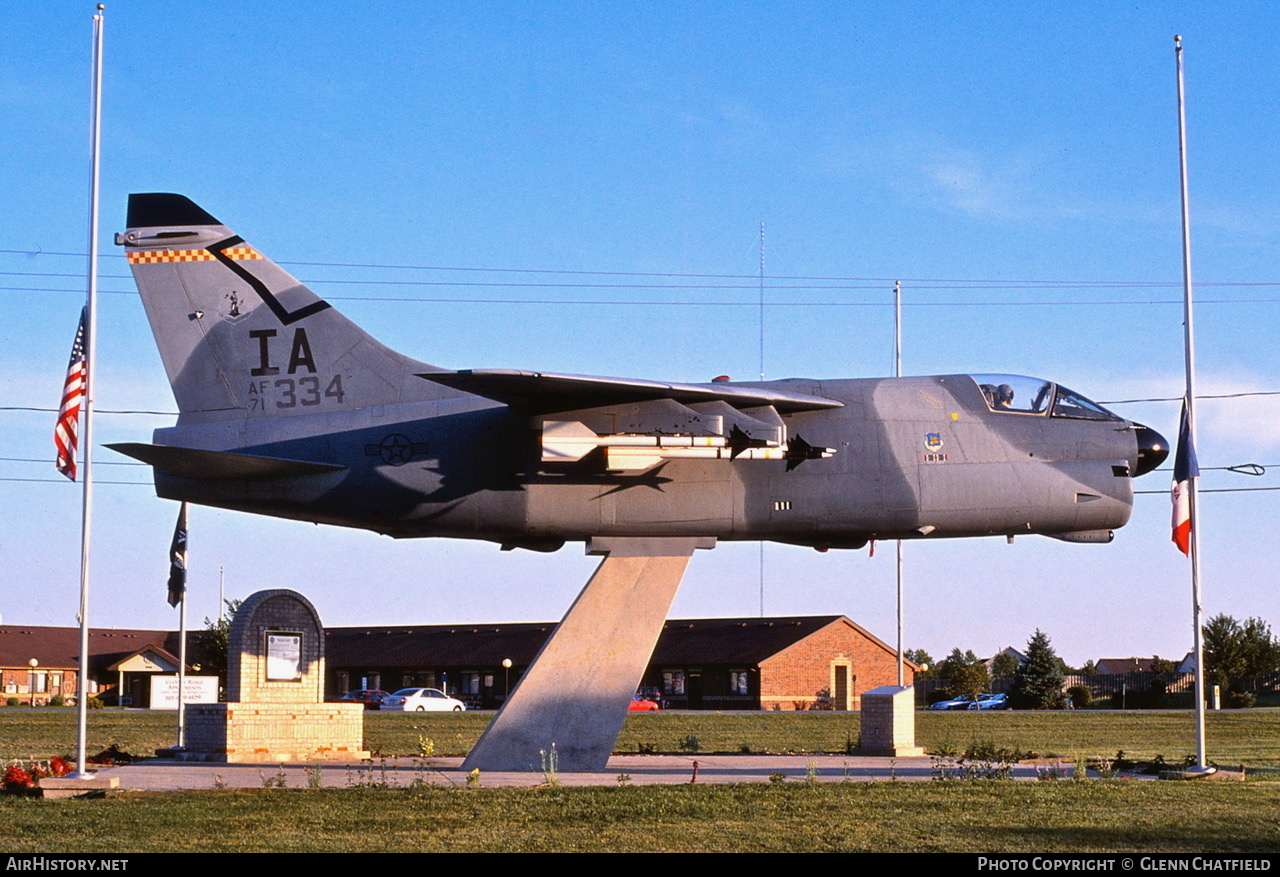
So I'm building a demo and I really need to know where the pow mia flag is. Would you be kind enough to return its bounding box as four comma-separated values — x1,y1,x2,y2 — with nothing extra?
168,502,188,608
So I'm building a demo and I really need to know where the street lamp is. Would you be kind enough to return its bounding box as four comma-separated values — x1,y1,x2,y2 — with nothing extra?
28,658,38,709
502,658,512,702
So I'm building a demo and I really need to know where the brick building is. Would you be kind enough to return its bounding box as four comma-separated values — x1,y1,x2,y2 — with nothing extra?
0,625,189,706
1,614,910,711
327,614,911,711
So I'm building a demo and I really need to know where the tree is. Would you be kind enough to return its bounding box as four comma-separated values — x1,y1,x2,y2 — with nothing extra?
1149,656,1175,675
1203,614,1280,691
1009,629,1066,709
938,648,991,697
197,599,242,689
990,651,1020,678
904,648,934,679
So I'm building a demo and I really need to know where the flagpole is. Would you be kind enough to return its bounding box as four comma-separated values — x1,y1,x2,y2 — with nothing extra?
894,280,905,687
1174,34,1208,772
72,3,105,780
178,587,188,747
174,502,189,749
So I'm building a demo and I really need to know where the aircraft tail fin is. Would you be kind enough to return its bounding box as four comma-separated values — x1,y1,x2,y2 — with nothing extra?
119,193,455,422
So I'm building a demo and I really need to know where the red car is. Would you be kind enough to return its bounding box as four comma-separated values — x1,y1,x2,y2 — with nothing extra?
628,696,660,712
338,689,391,710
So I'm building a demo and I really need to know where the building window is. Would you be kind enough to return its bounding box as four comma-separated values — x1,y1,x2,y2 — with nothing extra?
729,670,750,695
662,671,685,696
460,672,480,696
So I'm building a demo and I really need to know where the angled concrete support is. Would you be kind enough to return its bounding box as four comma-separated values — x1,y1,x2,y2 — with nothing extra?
463,536,714,772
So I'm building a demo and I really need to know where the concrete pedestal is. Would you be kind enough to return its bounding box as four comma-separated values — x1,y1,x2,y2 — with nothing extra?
464,537,713,772
859,685,925,756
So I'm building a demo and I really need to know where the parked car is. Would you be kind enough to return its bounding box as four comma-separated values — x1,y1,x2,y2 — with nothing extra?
381,687,467,712
338,689,391,710
628,696,660,712
967,693,1010,710
927,694,976,711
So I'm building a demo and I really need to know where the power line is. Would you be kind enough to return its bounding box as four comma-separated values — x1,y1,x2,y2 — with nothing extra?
12,285,1280,312
1102,391,1280,404
1136,486,1280,494
0,406,177,415
6,247,1280,288
0,477,149,486
0,456,145,466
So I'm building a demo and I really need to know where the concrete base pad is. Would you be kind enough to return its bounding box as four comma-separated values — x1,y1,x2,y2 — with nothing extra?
862,745,927,757
1160,767,1244,781
39,775,120,799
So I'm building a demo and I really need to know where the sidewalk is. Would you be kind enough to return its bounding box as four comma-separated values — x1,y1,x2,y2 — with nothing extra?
87,753,1056,791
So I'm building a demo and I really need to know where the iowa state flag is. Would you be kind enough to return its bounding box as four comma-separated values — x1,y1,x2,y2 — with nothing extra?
1171,400,1198,555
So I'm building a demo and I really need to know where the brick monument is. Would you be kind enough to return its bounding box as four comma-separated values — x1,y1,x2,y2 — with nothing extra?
181,589,368,762
858,685,925,757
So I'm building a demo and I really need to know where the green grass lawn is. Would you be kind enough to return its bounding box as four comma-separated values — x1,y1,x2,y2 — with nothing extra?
2,781,1278,853
3,707,1278,768
3,708,1278,853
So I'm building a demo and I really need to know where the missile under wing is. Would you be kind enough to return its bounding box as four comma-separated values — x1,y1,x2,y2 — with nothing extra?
109,194,1169,550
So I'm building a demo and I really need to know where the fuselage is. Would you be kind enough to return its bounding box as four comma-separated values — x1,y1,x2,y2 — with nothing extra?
147,372,1144,550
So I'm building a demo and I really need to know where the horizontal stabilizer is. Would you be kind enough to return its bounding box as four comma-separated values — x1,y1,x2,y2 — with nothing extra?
419,369,843,415
106,442,347,481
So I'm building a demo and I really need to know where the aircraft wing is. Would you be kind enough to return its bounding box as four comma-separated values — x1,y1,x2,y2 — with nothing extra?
418,369,843,415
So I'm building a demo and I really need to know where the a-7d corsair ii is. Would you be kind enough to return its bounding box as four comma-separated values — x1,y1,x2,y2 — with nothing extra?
110,194,1168,549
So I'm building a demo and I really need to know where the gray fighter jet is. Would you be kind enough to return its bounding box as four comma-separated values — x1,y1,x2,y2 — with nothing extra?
110,194,1169,550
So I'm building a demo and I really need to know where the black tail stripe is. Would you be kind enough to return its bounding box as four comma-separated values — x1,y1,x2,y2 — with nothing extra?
207,235,331,326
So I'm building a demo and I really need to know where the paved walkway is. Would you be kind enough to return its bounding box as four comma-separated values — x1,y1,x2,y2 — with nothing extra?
88,753,1062,791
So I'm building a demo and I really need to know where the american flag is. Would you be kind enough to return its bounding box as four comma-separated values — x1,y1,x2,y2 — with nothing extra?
1171,399,1199,556
54,307,88,481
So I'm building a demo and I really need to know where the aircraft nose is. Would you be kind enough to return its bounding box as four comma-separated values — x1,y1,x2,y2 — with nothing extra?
1132,423,1170,477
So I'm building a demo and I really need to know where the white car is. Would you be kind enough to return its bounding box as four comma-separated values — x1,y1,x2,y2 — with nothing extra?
381,687,467,712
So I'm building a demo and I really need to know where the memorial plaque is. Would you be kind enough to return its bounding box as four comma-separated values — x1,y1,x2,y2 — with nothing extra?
266,632,302,681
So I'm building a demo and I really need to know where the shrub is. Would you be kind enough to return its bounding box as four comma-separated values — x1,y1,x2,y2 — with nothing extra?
1226,690,1257,709
677,734,700,753
4,698,19,708
1066,685,1091,708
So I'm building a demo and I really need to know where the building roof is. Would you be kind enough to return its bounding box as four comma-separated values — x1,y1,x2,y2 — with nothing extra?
325,615,894,669
652,616,849,665
326,622,557,668
0,625,184,674
1095,657,1155,674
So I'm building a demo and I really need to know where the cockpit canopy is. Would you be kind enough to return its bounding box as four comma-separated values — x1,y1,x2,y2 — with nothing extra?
970,374,1121,421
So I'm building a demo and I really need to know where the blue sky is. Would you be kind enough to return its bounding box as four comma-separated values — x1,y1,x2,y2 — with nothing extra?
3,3,1279,667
